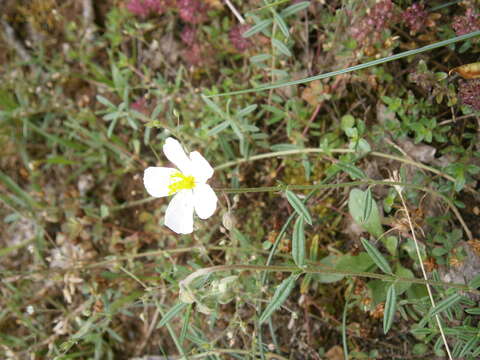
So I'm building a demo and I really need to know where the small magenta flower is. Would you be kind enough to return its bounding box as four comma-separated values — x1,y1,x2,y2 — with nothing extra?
144,138,217,234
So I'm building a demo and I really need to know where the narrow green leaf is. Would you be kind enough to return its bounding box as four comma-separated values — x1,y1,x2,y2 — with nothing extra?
243,19,272,38
465,307,480,315
281,1,310,17
158,302,188,328
286,190,312,225
179,304,192,343
274,12,289,38
429,293,462,317
110,290,143,313
459,336,480,357
362,188,373,223
383,284,396,334
201,95,226,118
360,238,392,274
271,69,290,78
270,143,301,151
468,274,480,289
0,170,39,209
112,64,124,92
107,117,118,138
96,95,115,108
208,121,230,136
292,216,306,267
259,274,297,324
46,156,78,165
24,119,86,151
103,111,122,121
250,54,271,63
272,38,292,57
335,161,366,180
236,104,258,118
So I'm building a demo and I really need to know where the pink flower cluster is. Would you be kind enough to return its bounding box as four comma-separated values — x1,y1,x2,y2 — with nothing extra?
178,0,209,24
126,0,167,17
229,24,253,52
402,3,428,33
350,0,396,43
452,8,480,36
126,0,210,24
180,26,197,46
180,26,203,65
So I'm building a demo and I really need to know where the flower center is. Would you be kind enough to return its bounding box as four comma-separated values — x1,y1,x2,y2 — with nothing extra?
168,172,195,195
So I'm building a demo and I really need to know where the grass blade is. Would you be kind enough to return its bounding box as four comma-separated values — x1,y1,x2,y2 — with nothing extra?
0,170,39,209
212,30,480,97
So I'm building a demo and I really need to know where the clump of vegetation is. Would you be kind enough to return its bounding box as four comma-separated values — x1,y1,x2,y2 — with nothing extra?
1,0,480,359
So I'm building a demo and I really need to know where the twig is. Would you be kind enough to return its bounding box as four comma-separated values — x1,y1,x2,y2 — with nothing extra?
0,19,31,62
136,308,161,355
81,0,96,41
224,0,245,24
395,183,453,360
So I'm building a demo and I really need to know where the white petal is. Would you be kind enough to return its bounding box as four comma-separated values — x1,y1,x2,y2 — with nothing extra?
193,184,217,219
190,151,214,183
165,190,194,234
163,137,192,174
143,167,178,197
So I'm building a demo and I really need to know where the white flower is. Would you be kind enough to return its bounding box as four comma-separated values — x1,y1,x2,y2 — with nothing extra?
143,137,218,234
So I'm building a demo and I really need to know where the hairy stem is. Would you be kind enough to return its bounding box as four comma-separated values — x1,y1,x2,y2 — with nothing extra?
180,264,480,295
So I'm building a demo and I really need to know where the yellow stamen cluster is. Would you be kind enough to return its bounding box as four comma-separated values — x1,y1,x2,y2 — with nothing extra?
168,172,195,195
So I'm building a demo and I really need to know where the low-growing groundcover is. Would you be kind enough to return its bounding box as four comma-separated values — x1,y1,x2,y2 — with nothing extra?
1,0,480,359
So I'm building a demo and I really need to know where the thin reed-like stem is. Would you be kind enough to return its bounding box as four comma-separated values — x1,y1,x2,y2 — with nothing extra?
210,30,480,97
397,188,453,360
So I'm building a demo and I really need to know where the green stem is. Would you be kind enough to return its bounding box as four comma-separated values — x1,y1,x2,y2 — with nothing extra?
113,146,477,212
214,148,478,194
178,348,289,360
215,179,472,239
180,264,480,295
215,180,416,193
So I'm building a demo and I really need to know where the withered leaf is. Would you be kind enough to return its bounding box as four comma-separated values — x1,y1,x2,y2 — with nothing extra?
449,62,480,79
